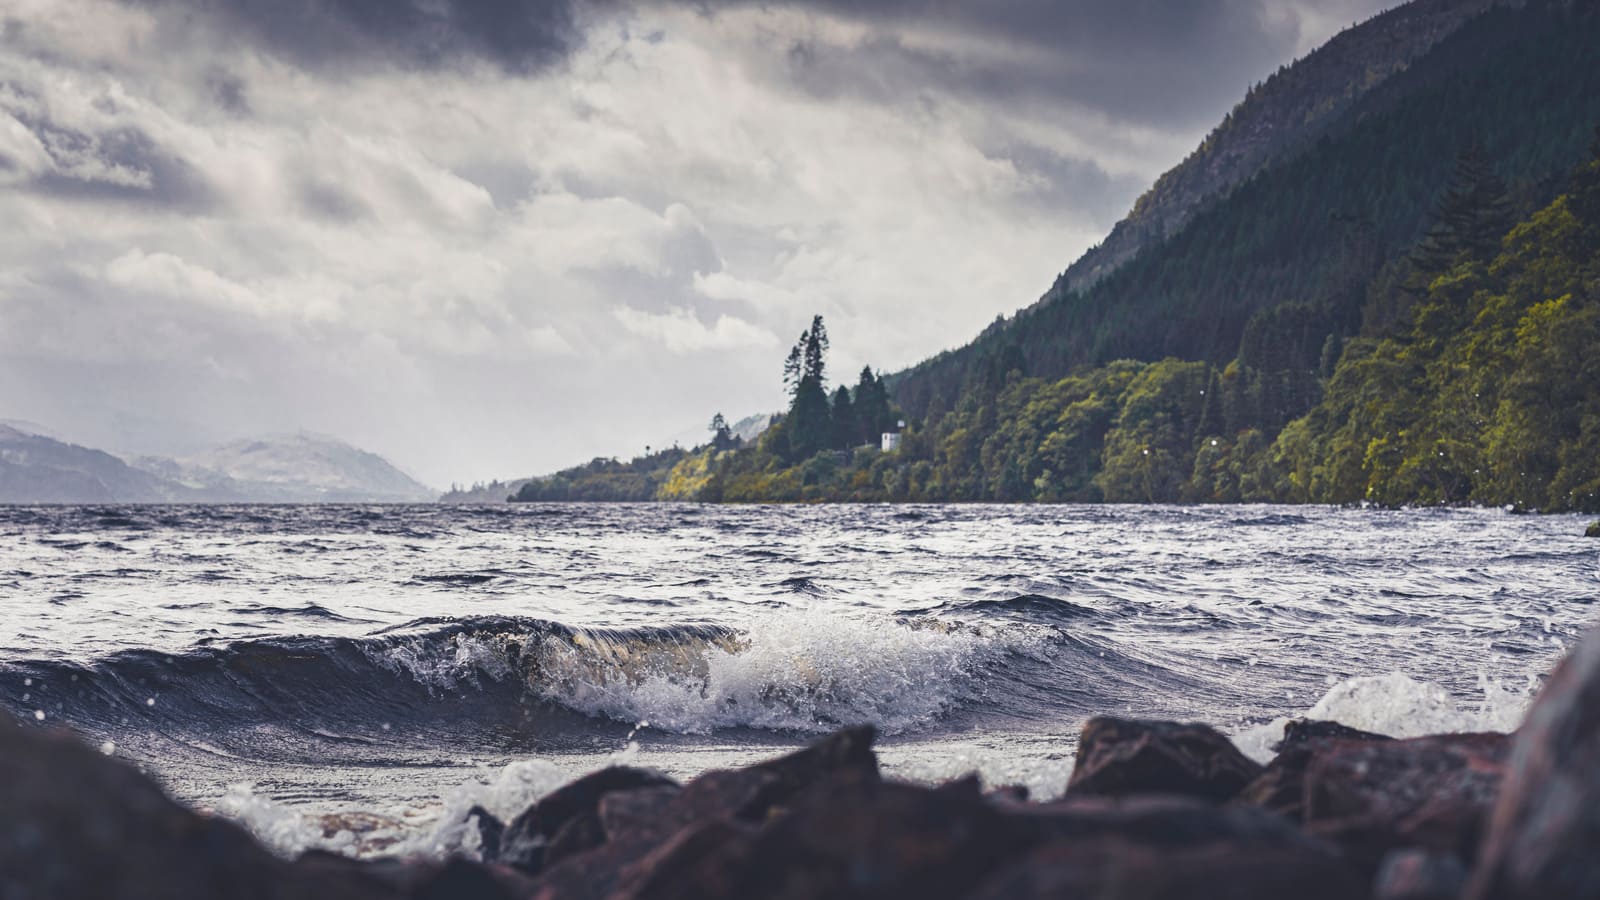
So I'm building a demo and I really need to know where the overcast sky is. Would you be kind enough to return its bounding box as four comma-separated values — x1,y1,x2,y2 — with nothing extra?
0,0,1397,488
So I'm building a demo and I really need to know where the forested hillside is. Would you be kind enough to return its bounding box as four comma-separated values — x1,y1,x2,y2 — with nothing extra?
1055,0,1496,294
892,0,1600,421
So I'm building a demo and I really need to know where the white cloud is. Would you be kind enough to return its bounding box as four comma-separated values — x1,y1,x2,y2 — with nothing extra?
613,305,779,353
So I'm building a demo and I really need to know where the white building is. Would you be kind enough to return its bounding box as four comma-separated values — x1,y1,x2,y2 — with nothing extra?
881,420,907,452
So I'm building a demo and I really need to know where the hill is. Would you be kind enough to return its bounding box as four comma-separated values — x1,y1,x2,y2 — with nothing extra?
147,433,435,503
0,425,184,503
891,0,1600,420
1053,0,1498,296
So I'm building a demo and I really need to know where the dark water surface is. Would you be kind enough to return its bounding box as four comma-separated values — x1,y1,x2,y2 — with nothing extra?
1,504,1594,854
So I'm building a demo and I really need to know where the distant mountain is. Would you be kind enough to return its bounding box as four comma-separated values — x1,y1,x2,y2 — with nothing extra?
0,425,433,503
0,425,185,503
146,433,434,503
1053,0,1499,297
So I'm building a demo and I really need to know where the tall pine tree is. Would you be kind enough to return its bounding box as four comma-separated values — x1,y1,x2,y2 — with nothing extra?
783,316,833,461
1409,143,1514,282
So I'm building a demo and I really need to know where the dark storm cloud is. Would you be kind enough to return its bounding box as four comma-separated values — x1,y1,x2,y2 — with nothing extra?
694,0,1319,127
136,0,596,73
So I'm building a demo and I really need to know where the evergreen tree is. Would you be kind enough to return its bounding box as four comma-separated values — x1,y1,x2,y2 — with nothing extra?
852,366,894,445
1570,124,1600,253
1409,143,1514,282
829,385,857,449
782,316,834,461
708,412,735,451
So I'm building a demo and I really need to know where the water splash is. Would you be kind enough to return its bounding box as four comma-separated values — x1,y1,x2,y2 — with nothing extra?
1231,671,1537,763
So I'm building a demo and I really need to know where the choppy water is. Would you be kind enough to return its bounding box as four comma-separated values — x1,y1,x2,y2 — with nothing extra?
1,503,1595,855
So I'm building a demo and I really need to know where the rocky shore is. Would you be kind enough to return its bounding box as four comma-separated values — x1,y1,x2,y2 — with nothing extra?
7,629,1600,900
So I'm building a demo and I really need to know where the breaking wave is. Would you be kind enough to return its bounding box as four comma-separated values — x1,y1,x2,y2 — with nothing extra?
0,610,1079,745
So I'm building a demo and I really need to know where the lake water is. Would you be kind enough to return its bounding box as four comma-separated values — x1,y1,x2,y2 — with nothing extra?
1,503,1594,855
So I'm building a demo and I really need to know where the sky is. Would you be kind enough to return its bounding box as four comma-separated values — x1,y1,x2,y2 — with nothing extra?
0,0,1398,488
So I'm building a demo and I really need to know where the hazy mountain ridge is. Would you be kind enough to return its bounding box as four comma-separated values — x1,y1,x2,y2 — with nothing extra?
1052,0,1501,297
0,426,432,503
0,425,184,504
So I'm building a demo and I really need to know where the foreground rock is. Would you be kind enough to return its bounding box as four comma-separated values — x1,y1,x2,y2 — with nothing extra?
1067,717,1265,801
1468,621,1600,899
0,711,394,899
1587,520,1600,538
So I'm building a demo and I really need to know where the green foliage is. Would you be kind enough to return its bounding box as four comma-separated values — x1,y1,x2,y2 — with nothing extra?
1277,174,1600,510
510,447,689,502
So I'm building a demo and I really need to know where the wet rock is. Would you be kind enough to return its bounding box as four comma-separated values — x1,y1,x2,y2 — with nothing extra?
466,805,504,859
1585,520,1600,537
597,785,681,840
1067,718,1264,802
0,710,396,899
1235,721,1394,819
604,821,759,900
965,835,1367,900
525,729,883,899
1468,627,1600,899
491,766,679,872
1277,718,1394,750
610,772,1020,900
407,857,521,900
1236,731,1510,872
1016,793,1333,849
1374,849,1468,900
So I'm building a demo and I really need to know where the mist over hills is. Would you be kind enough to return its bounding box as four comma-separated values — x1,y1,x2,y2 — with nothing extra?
0,427,433,504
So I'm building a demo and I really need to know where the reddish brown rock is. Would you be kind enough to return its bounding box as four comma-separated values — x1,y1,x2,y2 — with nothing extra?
965,835,1367,900
1234,720,1393,819
1468,629,1600,900
488,766,679,872
0,711,397,900
607,772,1020,900
524,728,883,899
1292,733,1509,869
1067,717,1265,802
1373,849,1467,900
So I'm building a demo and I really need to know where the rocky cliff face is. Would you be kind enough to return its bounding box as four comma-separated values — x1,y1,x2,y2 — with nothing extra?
1048,0,1501,299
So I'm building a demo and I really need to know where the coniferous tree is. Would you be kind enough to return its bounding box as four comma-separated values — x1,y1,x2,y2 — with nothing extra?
830,385,856,449
783,316,834,461
1409,144,1515,282
708,412,735,451
852,366,894,445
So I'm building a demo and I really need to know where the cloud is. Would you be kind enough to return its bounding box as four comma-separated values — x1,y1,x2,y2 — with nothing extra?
613,305,778,353
131,0,594,74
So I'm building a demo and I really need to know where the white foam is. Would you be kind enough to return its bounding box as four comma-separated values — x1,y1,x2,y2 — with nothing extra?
216,783,357,858
391,756,573,858
1231,671,1536,763
528,609,1048,735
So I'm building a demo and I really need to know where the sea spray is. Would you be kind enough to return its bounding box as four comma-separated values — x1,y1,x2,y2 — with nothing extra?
1231,671,1538,763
